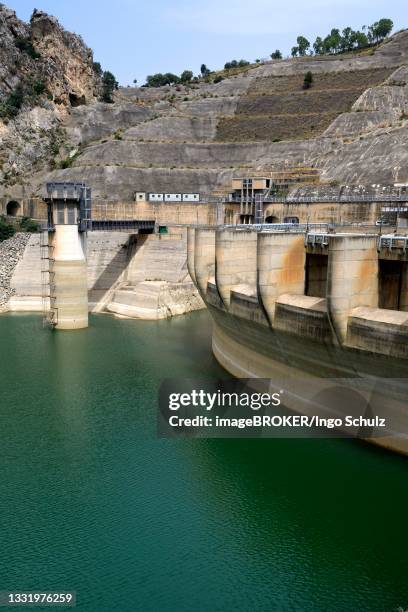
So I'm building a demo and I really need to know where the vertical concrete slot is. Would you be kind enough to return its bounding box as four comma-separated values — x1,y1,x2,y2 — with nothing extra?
378,260,407,310
194,228,216,299
305,253,328,298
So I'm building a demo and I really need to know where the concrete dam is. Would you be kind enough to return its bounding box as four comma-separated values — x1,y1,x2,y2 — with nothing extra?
187,225,408,455
4,183,204,326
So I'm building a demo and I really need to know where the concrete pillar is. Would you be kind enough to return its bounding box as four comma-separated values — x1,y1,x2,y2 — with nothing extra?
327,234,378,343
215,228,257,308
258,233,306,322
194,228,216,298
50,225,88,330
187,227,196,284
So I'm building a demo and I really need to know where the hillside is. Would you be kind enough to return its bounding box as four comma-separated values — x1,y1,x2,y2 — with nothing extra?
0,4,407,202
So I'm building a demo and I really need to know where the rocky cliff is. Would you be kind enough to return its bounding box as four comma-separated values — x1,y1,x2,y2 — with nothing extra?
0,5,101,186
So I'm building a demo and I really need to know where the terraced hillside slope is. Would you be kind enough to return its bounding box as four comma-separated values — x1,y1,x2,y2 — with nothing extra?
217,67,394,142
1,18,408,203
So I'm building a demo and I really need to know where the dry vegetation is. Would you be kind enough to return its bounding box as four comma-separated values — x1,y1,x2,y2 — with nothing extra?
216,67,394,142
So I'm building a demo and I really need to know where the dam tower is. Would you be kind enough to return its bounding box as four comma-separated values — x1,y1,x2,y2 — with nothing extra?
43,182,91,330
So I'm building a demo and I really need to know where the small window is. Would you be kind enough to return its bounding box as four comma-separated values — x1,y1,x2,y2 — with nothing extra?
67,206,76,224
56,203,65,224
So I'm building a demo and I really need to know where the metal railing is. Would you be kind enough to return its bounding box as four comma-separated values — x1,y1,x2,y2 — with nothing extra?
305,233,330,247
222,222,330,233
378,235,408,252
89,219,155,232
46,182,86,201
225,194,408,204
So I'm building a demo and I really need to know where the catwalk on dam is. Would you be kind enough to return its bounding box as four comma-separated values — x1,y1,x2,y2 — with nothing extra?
0,311,406,611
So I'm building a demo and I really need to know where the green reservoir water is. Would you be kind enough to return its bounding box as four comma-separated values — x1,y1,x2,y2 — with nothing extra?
0,311,407,612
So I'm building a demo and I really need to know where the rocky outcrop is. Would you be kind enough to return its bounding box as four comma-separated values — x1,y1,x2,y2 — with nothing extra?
0,6,32,99
0,4,101,187
30,9,100,109
0,232,31,310
0,6,100,111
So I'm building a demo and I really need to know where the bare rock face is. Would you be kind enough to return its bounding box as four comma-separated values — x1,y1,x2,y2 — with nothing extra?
30,9,100,110
0,106,63,183
0,4,102,188
0,6,31,98
353,85,408,114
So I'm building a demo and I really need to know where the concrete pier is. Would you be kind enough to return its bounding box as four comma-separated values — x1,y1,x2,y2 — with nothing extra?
215,228,257,308
327,234,378,343
44,182,91,330
258,233,306,322
50,225,88,329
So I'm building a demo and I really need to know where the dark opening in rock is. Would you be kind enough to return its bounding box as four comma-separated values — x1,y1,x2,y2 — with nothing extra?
69,93,86,107
6,201,21,217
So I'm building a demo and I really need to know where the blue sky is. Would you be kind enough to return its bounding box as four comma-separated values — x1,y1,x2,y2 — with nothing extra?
7,0,408,86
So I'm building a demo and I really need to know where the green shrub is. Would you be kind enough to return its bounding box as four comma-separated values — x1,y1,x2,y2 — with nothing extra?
0,84,24,118
14,36,40,59
101,71,119,103
0,216,15,242
32,80,47,95
93,62,102,77
303,71,313,89
19,216,39,233
59,151,78,169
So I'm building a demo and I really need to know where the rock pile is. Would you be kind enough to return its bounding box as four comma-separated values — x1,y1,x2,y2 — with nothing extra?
0,233,31,311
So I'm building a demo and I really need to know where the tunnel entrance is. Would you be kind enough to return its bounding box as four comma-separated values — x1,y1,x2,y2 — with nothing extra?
265,215,279,224
305,253,328,298
6,201,21,216
378,259,407,310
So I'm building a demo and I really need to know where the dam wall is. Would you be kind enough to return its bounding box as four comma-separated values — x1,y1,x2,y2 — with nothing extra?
106,228,204,319
0,195,218,227
0,192,396,230
190,226,408,359
7,228,203,320
188,225,408,454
